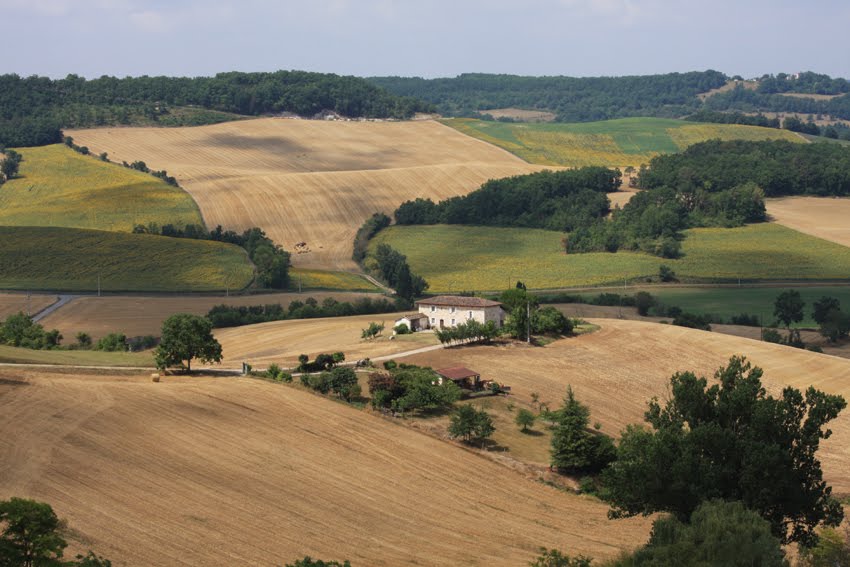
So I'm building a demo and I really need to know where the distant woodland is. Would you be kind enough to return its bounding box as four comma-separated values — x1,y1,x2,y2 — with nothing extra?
371,70,850,123
0,71,435,147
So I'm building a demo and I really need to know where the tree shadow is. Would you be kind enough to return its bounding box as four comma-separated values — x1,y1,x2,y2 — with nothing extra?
520,429,544,437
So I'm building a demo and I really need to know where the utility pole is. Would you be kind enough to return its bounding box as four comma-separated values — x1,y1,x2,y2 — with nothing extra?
299,274,302,293
26,291,31,317
97,272,101,297
526,300,531,344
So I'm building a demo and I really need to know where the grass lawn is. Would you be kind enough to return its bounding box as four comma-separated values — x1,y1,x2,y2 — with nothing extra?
443,117,802,168
371,223,850,292
0,226,254,292
1,144,204,231
0,344,154,367
289,268,381,292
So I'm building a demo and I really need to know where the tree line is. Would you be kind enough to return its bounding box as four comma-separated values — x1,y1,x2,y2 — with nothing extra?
207,296,408,328
370,71,728,121
0,70,435,147
369,244,428,301
639,139,850,197
686,109,850,141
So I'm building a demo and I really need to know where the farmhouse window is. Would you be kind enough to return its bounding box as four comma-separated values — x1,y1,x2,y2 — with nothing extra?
431,317,435,324
431,306,436,312
451,319,455,325
468,311,473,319
450,307,456,313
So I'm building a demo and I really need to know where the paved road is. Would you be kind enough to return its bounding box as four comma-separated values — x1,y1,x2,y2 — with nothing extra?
31,295,75,322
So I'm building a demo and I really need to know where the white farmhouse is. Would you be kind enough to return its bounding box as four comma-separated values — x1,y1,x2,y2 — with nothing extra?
415,296,505,330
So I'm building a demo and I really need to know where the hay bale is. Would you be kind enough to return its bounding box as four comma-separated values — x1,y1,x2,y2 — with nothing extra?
151,373,161,383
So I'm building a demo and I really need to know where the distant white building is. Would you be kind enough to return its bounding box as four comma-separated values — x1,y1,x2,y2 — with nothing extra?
414,296,505,330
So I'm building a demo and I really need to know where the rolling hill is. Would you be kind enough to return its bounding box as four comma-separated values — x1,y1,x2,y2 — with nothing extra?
443,117,804,168
0,144,203,231
369,223,850,291
0,369,650,565
67,118,551,271
0,226,253,292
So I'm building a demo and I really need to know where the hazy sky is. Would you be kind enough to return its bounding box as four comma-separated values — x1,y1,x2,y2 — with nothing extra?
3,0,849,79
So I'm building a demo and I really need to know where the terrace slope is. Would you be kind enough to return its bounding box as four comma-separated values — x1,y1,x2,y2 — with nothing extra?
68,119,549,271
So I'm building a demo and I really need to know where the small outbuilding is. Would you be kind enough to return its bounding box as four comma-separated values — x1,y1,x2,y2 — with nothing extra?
436,366,482,390
393,313,429,332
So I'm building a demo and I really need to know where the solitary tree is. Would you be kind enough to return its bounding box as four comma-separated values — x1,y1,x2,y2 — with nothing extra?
603,356,846,546
448,405,495,446
0,497,66,566
774,290,805,329
550,387,615,474
155,313,222,372
1,150,21,180
515,408,536,432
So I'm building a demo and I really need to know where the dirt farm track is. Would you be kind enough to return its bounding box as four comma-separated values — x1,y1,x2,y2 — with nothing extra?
69,119,549,271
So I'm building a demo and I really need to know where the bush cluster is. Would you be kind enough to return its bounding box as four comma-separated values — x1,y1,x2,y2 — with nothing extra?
208,296,407,328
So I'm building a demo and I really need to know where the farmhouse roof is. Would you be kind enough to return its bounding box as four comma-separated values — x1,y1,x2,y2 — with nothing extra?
416,296,502,308
436,367,480,381
396,312,428,320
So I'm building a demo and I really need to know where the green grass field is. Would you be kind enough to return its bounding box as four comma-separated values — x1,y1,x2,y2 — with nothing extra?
0,145,204,231
370,223,850,292
577,286,850,328
0,344,154,367
0,226,254,292
443,117,803,167
289,268,380,292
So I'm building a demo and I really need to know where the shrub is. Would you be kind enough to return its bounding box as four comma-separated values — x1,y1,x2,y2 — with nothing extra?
672,312,712,331
393,323,411,335
659,264,676,282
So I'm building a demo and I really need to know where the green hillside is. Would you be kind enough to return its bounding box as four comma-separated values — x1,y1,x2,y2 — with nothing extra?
443,117,803,167
370,223,850,291
0,144,203,231
0,226,254,292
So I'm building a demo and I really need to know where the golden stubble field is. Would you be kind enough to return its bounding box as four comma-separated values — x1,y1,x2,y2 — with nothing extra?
39,292,380,340
0,293,57,319
405,318,850,494
215,312,439,367
767,196,850,248
68,119,550,271
0,369,649,566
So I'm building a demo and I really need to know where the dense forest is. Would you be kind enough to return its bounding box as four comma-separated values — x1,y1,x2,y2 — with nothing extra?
638,140,850,197
704,85,850,121
371,71,728,121
0,71,434,147
394,168,619,231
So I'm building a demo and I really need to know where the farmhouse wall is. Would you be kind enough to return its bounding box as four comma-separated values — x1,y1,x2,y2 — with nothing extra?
418,305,504,328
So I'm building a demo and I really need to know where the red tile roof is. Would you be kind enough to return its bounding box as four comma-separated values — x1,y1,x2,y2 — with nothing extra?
436,366,480,380
396,312,428,320
416,295,502,308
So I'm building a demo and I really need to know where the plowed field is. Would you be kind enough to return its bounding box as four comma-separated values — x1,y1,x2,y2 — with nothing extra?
68,119,549,271
0,370,649,566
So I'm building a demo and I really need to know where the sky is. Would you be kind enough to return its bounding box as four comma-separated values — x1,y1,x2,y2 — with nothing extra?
3,0,850,80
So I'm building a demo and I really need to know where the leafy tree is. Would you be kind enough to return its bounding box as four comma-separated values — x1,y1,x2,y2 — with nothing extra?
448,405,495,446
602,356,846,546
658,264,676,282
774,290,805,329
361,322,385,340
0,312,59,350
286,558,351,567
155,314,222,372
95,333,127,352
515,408,536,432
622,500,788,567
326,366,359,400
1,150,21,180
0,497,67,567
533,307,574,335
528,548,592,567
550,387,615,474
812,296,841,325
633,292,655,317
75,332,92,349
819,309,850,343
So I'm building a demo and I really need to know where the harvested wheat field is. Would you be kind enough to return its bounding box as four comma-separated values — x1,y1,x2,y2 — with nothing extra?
215,313,439,368
404,318,850,493
68,119,549,270
767,196,850,248
39,292,380,340
0,293,56,319
0,369,649,566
